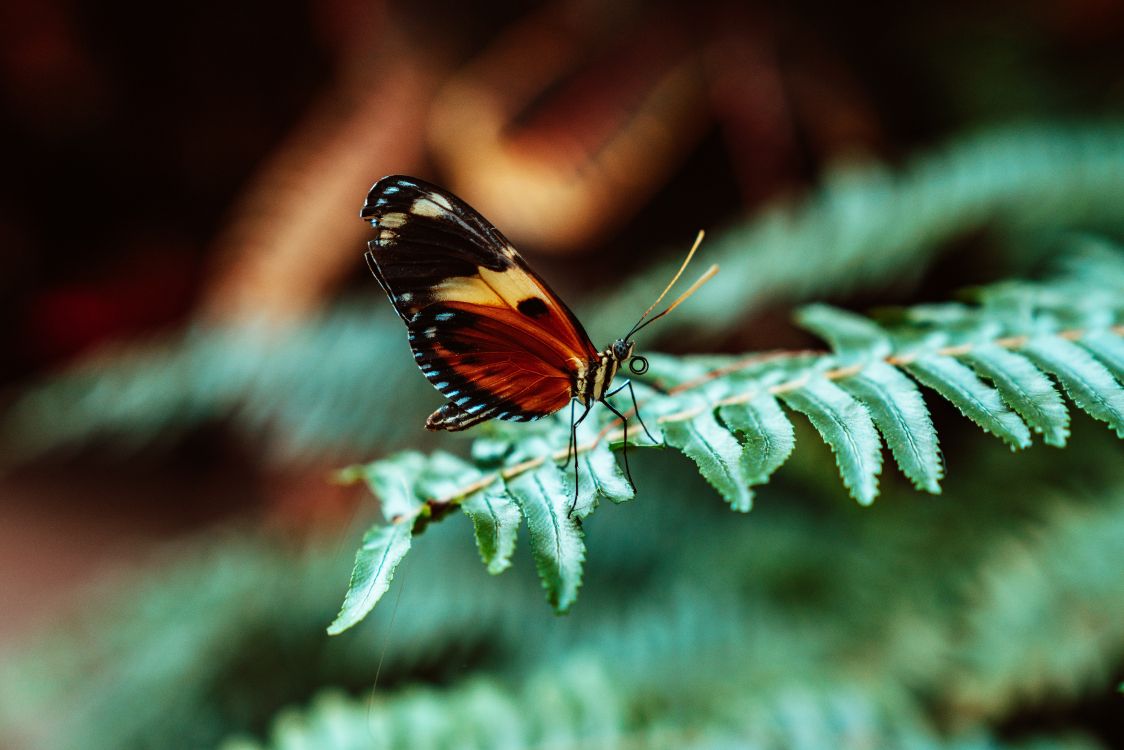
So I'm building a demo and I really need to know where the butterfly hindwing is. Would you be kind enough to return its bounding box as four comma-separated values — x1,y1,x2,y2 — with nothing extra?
408,304,574,430
363,175,598,430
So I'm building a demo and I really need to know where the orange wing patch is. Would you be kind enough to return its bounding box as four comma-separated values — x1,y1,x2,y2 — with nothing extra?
408,304,578,430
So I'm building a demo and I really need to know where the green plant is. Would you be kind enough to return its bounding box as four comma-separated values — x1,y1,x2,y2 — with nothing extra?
4,123,1124,750
6,428,1123,750
329,240,1124,632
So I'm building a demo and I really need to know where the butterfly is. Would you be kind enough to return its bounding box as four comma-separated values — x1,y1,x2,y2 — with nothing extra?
361,175,717,501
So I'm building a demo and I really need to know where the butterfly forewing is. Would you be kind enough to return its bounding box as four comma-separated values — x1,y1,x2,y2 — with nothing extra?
363,175,598,430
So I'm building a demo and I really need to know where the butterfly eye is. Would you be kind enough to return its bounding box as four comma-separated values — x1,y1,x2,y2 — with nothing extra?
628,355,649,375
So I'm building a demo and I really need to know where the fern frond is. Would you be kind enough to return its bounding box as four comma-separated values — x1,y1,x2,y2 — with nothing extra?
325,523,413,635
330,246,1124,630
225,666,1106,750
0,304,436,467
947,490,1124,719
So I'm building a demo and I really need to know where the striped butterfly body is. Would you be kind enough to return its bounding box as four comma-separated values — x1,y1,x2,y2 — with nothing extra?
362,175,716,500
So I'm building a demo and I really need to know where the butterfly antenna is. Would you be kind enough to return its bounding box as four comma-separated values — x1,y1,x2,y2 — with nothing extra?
626,230,706,338
628,262,719,338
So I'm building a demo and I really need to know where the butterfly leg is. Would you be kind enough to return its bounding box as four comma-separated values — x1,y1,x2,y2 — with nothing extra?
566,402,594,516
564,400,577,468
606,379,658,444
600,397,636,493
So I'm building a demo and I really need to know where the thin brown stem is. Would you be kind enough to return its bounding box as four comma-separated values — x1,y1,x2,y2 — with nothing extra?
391,324,1122,521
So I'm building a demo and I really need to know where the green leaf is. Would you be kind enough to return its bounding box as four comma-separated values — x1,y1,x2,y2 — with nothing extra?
780,376,882,505
327,521,413,635
718,393,795,486
415,451,482,499
838,361,942,493
462,485,521,575
796,304,892,358
963,345,1070,447
578,438,634,505
351,451,427,522
1078,331,1124,383
1024,337,1124,438
906,356,1032,449
506,462,586,612
663,408,753,512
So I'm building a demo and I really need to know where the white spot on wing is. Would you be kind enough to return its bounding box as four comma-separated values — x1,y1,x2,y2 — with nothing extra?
411,198,446,218
429,192,453,210
378,212,407,228
435,312,454,321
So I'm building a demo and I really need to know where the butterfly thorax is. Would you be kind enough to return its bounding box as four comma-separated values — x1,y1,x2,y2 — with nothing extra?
575,339,633,405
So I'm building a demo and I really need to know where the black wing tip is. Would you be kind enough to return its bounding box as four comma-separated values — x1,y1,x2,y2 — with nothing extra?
361,174,445,220
426,402,483,432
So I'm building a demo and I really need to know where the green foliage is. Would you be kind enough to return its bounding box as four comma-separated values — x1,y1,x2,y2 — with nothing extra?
507,461,587,611
330,246,1124,630
0,306,436,467
462,484,521,574
588,122,1124,340
963,346,1070,447
664,407,755,512
716,393,795,487
838,361,942,493
947,488,1124,718
326,523,413,635
1023,338,1124,438
222,669,1102,750
904,355,1032,449
8,433,1121,750
778,375,883,505
4,124,1124,749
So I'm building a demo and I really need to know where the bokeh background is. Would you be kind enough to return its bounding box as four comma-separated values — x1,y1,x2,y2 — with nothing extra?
2,1,1123,748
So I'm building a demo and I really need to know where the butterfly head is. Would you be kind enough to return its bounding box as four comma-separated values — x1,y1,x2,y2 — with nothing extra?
609,338,648,376
611,338,634,362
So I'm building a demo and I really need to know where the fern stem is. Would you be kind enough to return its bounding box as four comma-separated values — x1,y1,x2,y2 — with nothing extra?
403,325,1123,517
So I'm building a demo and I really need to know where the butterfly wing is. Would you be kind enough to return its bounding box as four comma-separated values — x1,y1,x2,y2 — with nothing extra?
362,175,598,431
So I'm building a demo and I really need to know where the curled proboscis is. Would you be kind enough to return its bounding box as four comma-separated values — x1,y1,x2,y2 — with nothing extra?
628,355,649,375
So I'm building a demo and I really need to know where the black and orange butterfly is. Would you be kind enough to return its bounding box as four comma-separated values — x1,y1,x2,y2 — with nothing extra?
361,175,716,498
